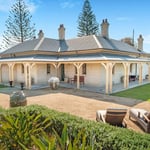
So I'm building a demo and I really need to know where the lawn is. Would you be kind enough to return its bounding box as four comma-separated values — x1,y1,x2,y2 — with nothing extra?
0,84,7,88
112,83,150,101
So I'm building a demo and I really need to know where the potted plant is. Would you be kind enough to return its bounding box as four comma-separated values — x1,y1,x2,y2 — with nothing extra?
48,77,60,90
20,82,24,90
9,81,13,87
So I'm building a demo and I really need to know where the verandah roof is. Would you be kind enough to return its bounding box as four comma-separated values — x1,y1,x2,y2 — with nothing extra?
0,53,149,63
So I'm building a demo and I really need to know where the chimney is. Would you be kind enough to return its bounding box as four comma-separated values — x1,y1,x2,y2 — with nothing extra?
137,34,144,50
101,19,109,38
38,30,44,39
58,24,65,40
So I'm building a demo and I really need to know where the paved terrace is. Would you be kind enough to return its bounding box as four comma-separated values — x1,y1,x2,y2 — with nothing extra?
1,79,150,95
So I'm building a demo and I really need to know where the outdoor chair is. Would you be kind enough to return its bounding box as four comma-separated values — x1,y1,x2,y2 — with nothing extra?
129,108,150,133
96,108,127,127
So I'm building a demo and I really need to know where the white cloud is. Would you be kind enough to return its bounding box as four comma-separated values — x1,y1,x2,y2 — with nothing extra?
25,0,39,13
0,0,39,13
59,0,79,9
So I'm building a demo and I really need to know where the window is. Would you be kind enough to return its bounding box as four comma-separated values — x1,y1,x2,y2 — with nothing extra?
82,63,86,74
47,64,51,74
21,64,24,73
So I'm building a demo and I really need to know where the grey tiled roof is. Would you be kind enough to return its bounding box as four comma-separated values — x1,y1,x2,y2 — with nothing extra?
38,38,60,51
61,35,99,51
1,35,144,55
96,36,140,53
2,39,40,54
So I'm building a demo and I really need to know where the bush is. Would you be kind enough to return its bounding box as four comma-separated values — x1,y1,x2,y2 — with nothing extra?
0,108,51,149
0,105,150,150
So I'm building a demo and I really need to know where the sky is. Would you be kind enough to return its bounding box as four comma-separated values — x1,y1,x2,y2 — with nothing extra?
0,0,150,52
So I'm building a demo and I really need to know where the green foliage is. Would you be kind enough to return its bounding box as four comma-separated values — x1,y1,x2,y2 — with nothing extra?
31,130,56,150
112,83,150,101
77,0,99,37
0,84,7,88
1,105,150,150
31,124,94,150
0,106,6,112
1,0,36,49
0,108,51,149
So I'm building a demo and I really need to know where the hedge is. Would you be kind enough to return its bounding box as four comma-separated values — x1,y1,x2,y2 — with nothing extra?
1,105,150,150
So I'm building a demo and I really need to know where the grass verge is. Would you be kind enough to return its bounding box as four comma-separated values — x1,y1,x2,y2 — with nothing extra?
112,83,150,101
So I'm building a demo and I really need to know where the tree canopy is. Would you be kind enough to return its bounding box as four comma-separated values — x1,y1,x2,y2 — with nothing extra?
1,0,36,49
77,0,99,37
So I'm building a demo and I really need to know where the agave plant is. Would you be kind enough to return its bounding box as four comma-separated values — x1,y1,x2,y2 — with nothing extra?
31,124,95,150
0,109,51,149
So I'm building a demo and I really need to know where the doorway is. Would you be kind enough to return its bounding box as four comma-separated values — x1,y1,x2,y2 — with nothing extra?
60,64,65,81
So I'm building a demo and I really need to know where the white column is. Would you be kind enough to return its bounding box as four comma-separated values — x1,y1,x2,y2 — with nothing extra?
109,63,115,93
52,63,60,77
138,63,143,84
8,63,14,82
0,64,2,83
148,64,150,81
73,63,83,89
126,63,130,88
24,64,28,88
105,64,109,94
11,63,15,82
123,63,130,88
101,62,109,94
28,65,31,89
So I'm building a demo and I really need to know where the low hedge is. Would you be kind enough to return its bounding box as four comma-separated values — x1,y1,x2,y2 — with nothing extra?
1,105,150,150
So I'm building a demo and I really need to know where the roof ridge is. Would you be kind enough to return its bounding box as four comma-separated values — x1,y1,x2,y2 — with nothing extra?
34,37,44,50
93,35,102,48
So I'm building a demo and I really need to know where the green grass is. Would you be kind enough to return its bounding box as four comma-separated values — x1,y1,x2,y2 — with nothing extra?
112,83,150,101
0,84,7,88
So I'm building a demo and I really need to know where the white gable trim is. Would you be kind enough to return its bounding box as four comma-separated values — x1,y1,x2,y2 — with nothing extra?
34,37,44,50
93,35,102,48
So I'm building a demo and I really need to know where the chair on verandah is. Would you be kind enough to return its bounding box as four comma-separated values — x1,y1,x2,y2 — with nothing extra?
96,108,127,127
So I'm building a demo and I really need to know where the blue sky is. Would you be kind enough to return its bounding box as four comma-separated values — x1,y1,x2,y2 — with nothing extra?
0,0,150,52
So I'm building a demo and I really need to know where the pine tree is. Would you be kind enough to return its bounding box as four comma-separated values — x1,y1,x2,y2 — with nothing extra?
77,0,99,37
1,0,36,49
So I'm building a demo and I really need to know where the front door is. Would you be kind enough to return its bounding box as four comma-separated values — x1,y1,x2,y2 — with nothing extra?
60,64,65,81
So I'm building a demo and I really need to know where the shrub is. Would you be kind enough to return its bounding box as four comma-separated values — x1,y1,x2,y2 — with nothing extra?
0,108,51,149
0,105,150,150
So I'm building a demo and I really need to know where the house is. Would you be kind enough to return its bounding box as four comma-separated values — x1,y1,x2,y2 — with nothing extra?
0,19,150,94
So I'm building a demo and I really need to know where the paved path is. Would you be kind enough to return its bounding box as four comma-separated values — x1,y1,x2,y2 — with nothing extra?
0,86,143,107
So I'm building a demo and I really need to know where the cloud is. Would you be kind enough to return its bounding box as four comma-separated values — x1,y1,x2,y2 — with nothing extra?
59,0,79,9
25,0,40,13
0,0,39,13
116,17,131,21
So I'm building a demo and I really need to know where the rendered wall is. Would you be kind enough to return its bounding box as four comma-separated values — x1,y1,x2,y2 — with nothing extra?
36,64,57,84
1,64,9,82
